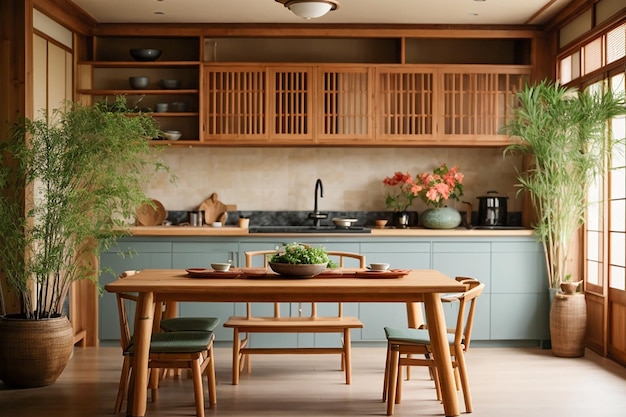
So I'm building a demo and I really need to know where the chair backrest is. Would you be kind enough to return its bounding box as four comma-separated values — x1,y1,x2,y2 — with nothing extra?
243,249,366,318
244,250,277,268
326,251,366,268
446,276,485,351
115,270,139,351
244,249,366,269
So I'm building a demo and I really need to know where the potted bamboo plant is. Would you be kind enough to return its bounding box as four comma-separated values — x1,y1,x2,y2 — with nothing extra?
503,80,625,356
0,97,169,387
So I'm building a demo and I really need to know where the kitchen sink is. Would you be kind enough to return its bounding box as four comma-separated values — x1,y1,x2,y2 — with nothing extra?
248,225,371,234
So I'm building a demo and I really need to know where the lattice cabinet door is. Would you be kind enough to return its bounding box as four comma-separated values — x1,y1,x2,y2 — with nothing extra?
269,66,315,142
203,65,268,142
316,66,374,143
374,67,437,144
438,66,530,145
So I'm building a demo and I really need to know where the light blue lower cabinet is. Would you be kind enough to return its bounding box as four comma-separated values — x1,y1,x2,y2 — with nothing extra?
490,294,549,340
360,241,431,269
359,240,431,341
359,303,412,341
99,235,549,347
171,239,240,342
491,241,549,342
171,240,239,268
432,241,491,341
99,240,173,343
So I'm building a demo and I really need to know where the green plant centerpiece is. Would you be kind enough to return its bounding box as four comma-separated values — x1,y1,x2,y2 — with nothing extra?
502,80,625,357
268,243,333,278
0,97,169,387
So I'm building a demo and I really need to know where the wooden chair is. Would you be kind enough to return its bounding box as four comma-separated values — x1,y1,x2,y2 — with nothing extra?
223,250,365,385
113,273,217,417
382,277,485,415
122,270,221,333
121,270,220,379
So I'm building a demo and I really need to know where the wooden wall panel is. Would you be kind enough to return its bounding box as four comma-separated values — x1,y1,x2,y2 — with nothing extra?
585,292,606,354
33,34,47,115
0,0,30,316
47,41,68,111
608,296,626,364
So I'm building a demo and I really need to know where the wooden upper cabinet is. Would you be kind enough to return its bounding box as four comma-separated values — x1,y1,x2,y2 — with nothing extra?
201,63,530,146
203,65,376,144
317,66,374,143
375,66,436,144
203,65,268,142
203,65,316,144
77,32,536,147
437,66,529,146
270,66,314,142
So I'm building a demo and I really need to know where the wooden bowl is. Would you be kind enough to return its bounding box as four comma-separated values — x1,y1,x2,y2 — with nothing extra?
268,262,327,278
375,219,388,228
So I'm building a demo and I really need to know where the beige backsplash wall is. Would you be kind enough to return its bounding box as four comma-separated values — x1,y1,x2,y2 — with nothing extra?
144,147,523,213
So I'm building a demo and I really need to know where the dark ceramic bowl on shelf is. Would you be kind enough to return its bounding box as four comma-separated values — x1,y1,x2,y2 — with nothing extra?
159,79,181,89
128,76,149,89
129,48,161,62
170,102,188,112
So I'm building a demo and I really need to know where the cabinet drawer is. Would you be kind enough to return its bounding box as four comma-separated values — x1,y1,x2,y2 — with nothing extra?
360,241,430,253
173,241,239,253
433,242,490,252
108,240,172,253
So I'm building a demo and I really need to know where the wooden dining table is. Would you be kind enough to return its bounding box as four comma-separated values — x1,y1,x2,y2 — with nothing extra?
105,268,466,417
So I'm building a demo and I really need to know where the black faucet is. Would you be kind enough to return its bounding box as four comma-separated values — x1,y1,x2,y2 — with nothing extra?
308,178,328,227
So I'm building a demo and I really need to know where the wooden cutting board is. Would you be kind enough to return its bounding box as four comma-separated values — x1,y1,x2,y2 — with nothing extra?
198,192,228,224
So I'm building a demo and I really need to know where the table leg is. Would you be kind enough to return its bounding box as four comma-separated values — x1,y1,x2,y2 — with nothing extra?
130,291,154,417
405,302,424,329
232,328,240,385
422,293,459,417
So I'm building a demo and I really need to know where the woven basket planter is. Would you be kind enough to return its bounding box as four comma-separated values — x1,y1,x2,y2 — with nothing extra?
0,314,74,388
549,293,586,357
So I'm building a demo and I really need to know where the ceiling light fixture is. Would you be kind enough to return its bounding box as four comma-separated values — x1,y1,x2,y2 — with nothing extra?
275,0,340,20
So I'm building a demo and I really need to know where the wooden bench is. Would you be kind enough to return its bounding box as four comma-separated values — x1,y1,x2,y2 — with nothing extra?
223,250,365,385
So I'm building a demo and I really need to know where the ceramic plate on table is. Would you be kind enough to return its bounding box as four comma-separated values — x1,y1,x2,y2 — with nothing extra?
185,268,241,278
354,269,410,279
240,268,269,278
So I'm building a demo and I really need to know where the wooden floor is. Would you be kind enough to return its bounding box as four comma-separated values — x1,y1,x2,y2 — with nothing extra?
1,345,625,417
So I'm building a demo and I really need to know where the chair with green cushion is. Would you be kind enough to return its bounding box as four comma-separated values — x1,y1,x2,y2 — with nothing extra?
114,273,217,417
382,276,484,416
160,316,220,333
122,271,220,333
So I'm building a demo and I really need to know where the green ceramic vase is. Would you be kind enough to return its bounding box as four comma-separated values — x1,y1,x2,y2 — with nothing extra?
421,207,462,229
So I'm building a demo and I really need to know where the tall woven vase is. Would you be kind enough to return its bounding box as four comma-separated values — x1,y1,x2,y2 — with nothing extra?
549,293,586,357
0,314,74,388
